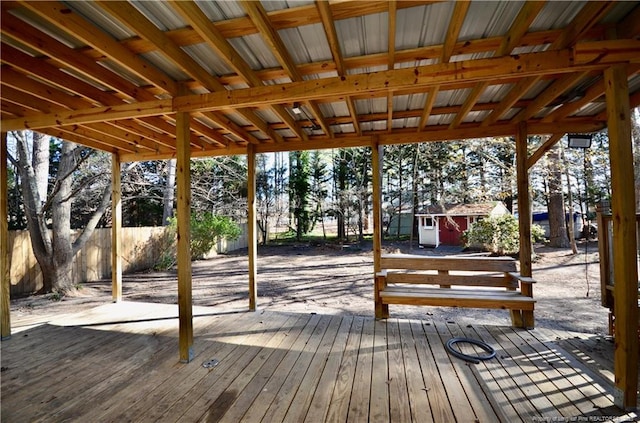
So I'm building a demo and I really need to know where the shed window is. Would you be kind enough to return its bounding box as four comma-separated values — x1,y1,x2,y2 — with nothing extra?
421,217,434,228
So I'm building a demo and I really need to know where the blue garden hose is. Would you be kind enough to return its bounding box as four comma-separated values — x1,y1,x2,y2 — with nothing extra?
445,337,496,364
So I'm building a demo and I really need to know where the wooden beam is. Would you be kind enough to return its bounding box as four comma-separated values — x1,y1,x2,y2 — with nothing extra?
0,9,156,103
549,1,615,50
166,0,306,141
1,100,173,132
515,121,534,328
448,82,487,129
371,137,386,318
617,4,640,40
5,44,630,133
247,144,258,311
175,108,193,363
387,1,397,132
498,1,547,56
511,72,589,123
451,1,545,130
1,131,11,339
441,1,470,63
526,133,563,169
111,154,122,302
418,86,439,131
119,118,606,162
481,76,542,127
317,0,354,136
174,48,610,113
19,1,178,96
604,64,638,409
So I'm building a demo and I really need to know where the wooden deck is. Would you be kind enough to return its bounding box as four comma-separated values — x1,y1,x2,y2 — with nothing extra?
1,302,638,422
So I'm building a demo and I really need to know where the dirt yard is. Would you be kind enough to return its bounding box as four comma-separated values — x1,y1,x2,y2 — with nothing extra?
9,240,609,335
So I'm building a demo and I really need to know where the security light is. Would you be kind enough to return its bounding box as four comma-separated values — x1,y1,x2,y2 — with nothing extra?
567,134,592,148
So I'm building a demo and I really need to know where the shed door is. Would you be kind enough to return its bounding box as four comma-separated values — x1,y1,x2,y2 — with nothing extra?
439,216,467,246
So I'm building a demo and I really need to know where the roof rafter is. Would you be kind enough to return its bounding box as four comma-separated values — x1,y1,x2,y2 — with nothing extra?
4,44,627,133
240,0,333,140
449,1,546,130
316,0,359,136
386,1,397,133
95,0,283,145
441,1,470,64
18,0,178,95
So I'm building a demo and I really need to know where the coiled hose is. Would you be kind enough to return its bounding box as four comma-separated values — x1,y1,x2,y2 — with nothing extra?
445,337,496,364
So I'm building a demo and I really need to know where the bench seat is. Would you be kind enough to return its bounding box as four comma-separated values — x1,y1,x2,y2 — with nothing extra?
380,286,535,310
375,254,536,328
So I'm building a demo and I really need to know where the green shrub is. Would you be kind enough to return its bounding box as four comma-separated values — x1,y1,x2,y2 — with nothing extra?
464,214,544,255
155,213,242,270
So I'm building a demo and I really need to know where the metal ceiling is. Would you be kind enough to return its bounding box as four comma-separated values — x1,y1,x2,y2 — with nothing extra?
1,1,639,161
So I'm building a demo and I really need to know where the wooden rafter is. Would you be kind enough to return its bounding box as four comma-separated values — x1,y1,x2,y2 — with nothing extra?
18,1,177,95
239,0,315,140
480,0,615,129
441,1,470,64
544,64,640,123
511,72,590,123
497,1,547,56
526,133,564,169
96,0,284,144
387,1,397,133
316,0,358,136
450,1,546,130
4,43,632,133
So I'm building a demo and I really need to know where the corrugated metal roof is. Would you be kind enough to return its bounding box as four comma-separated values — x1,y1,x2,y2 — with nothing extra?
130,1,186,31
395,2,453,50
183,44,234,77
279,23,333,65
1,0,638,159
336,12,388,58
194,1,247,21
459,1,524,41
530,1,585,32
230,34,282,70
65,1,135,40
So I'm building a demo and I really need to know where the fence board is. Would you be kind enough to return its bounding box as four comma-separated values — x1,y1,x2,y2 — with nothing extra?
7,225,247,296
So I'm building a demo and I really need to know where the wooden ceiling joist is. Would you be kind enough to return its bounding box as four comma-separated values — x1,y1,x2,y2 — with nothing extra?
0,0,637,160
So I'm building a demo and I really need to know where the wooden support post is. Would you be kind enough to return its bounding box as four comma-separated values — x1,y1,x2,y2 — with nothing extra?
604,63,638,410
247,144,257,311
176,110,193,363
372,137,387,318
1,132,11,340
111,154,122,302
515,121,534,329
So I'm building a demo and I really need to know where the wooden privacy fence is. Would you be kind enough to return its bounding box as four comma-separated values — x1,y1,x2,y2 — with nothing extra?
8,224,248,297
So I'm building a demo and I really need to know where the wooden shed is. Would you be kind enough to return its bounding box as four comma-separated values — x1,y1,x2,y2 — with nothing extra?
1,0,639,416
416,202,509,247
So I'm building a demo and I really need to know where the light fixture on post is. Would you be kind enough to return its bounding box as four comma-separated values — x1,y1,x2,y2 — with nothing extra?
567,133,592,148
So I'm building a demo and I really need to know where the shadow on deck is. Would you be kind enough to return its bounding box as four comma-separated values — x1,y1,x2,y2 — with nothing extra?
1,302,638,422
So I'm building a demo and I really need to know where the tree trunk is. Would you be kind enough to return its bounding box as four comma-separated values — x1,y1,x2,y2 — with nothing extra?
162,159,176,225
16,133,111,294
631,107,640,212
547,144,570,247
47,141,75,293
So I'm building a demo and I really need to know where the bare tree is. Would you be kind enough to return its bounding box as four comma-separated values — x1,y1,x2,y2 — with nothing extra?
9,132,111,294
546,143,570,248
162,159,176,225
632,107,640,212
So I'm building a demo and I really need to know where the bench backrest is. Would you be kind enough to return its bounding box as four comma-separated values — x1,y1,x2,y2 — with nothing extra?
379,254,518,289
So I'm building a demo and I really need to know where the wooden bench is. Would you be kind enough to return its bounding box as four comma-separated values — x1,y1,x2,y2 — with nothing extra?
375,254,536,328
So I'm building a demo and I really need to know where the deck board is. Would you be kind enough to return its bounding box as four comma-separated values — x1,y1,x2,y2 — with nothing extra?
1,302,638,423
